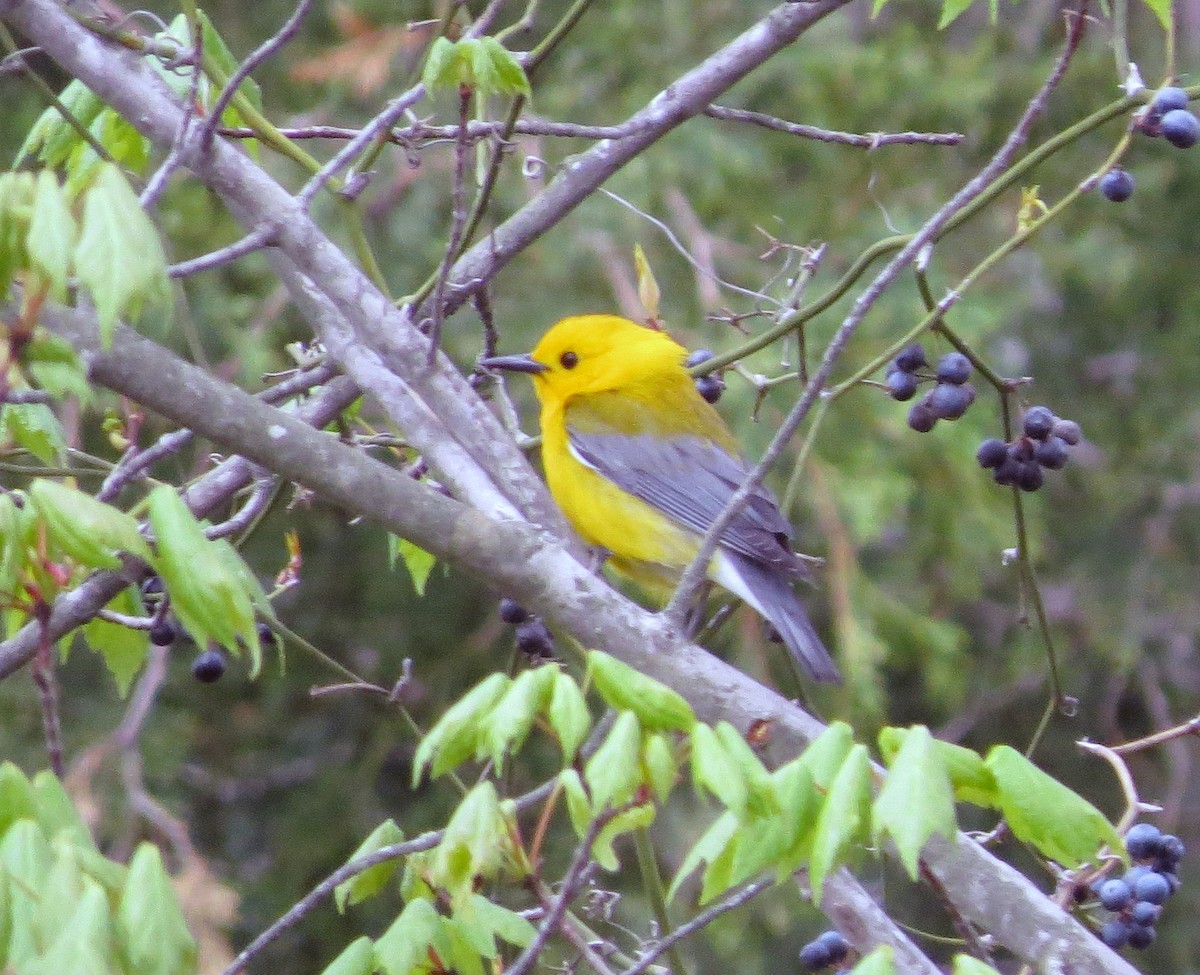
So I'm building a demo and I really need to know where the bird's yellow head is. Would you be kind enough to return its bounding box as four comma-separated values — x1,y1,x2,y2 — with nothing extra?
482,315,689,407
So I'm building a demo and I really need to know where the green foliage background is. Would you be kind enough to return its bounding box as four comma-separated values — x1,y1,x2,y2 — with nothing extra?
3,0,1200,971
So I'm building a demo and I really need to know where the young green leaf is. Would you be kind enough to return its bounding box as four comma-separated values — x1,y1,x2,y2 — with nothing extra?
714,721,779,818
587,650,695,731
422,37,460,90
458,892,536,951
480,664,556,772
30,479,151,569
27,170,77,300
1140,0,1173,31
795,720,856,790
952,954,1005,975
809,744,872,903
431,782,515,896
690,723,748,818
879,726,997,808
334,819,405,913
640,731,678,804
591,802,655,871
584,710,643,810
559,768,592,840
82,587,150,696
2,403,67,466
668,810,739,902
771,760,822,881
477,37,532,98
32,877,112,975
25,331,92,403
114,843,197,975
373,897,442,975
0,763,37,839
387,535,437,596
547,669,591,762
872,725,956,880
318,936,375,975
437,915,486,975
849,945,896,975
985,746,1122,868
32,769,97,851
412,673,510,784
0,172,34,295
17,80,105,169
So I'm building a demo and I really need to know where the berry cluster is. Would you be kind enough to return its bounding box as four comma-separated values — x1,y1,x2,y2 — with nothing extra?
499,598,557,659
1094,822,1185,950
976,406,1081,492
1102,87,1197,203
885,343,977,432
798,931,851,971
686,349,725,404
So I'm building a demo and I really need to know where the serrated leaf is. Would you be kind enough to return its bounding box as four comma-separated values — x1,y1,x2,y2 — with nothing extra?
30,479,150,569
880,727,997,807
422,37,459,90
431,782,509,894
27,171,77,301
480,665,555,772
2,404,66,466
809,744,872,904
412,673,510,784
587,651,695,731
1140,0,1173,31
584,710,642,810
334,819,405,913
691,723,748,817
0,763,37,839
319,936,374,975
641,732,678,804
477,37,531,98
795,721,856,790
872,726,955,880
82,587,149,696
548,670,591,763
591,802,654,871
714,722,778,818
74,163,170,345
985,746,1121,868
115,843,196,975
387,535,436,596
668,810,738,901
374,897,441,975
850,945,896,975
17,80,104,168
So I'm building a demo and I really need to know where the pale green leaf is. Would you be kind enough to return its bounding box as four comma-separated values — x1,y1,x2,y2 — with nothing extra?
334,819,405,913
2,404,66,466
872,726,956,880
587,651,695,731
115,843,196,975
374,898,441,975
318,936,374,975
809,744,872,903
584,710,642,810
26,170,76,300
412,673,510,784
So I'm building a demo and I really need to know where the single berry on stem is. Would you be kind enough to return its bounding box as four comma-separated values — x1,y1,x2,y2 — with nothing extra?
1127,925,1156,950
886,369,919,401
1099,168,1135,203
1098,877,1132,912
894,342,927,373
977,438,1009,469
935,351,972,385
1131,901,1162,926
907,402,937,432
1099,919,1130,950
499,598,529,625
1016,462,1044,493
1151,86,1190,117
1161,108,1200,148
814,931,850,965
926,382,974,420
1052,418,1082,445
192,648,226,683
695,374,724,404
1022,406,1056,440
149,620,176,647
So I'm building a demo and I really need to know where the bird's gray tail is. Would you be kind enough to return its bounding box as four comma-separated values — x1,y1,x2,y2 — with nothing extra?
724,553,842,684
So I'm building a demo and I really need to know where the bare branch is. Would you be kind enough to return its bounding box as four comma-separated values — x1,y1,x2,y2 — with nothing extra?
704,104,962,147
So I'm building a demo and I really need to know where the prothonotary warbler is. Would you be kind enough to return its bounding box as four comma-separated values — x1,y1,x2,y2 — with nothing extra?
481,314,841,684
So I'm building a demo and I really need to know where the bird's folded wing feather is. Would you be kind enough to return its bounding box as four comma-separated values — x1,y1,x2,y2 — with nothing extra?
566,427,810,579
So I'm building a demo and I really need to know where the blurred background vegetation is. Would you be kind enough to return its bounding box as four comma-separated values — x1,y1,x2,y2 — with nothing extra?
3,0,1200,970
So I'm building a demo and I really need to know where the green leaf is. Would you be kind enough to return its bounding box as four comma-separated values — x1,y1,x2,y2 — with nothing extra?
668,810,738,901
1139,0,1173,31
26,170,77,301
478,37,531,98
115,843,197,975
547,670,591,763
0,764,37,840
559,768,592,840
591,802,654,871
2,405,66,466
17,80,104,169
82,587,150,696
25,331,92,403
36,844,85,955
584,710,643,810
422,37,459,90
30,479,150,569
690,723,747,817
32,770,96,851
0,492,34,600
374,897,441,975
587,651,695,731
937,0,977,28
850,945,896,975
459,893,535,950
714,721,779,818
196,10,265,118
879,727,997,807
952,955,1005,975
33,875,112,975
334,819,405,913
436,916,485,975
809,744,872,904
73,162,170,345
872,726,956,880
318,936,374,975
147,485,258,660
3,818,53,968
0,172,34,295
412,673,510,784
431,782,510,894
481,665,556,772
771,760,822,880
641,732,678,804
985,746,1122,868
387,535,437,596
795,721,856,790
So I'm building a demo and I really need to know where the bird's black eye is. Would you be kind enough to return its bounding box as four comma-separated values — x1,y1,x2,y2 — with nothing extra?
559,351,579,369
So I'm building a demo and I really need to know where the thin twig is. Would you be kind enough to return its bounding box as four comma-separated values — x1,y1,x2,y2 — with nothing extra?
203,475,278,540
140,21,203,210
167,222,278,278
704,105,962,147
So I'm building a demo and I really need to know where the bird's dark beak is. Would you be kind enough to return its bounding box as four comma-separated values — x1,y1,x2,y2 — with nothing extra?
478,352,547,375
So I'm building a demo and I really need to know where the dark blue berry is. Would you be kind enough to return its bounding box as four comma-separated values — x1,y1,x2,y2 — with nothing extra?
1016,462,1044,492
1133,871,1171,905
798,941,832,971
695,374,724,404
515,618,556,659
1099,169,1135,203
149,621,176,646
894,343,927,373
1099,878,1133,911
1125,823,1164,860
256,621,278,646
935,352,972,385
1131,901,1162,926
907,402,937,432
499,598,529,624
1022,406,1056,440
993,457,1020,486
886,369,919,402
926,382,974,421
1152,86,1190,116
192,649,226,683
1035,437,1069,470
1127,925,1156,950
1158,834,1185,866
1051,419,1082,445
685,349,715,368
814,931,850,965
977,438,1009,469
1100,919,1130,949
1162,109,1200,148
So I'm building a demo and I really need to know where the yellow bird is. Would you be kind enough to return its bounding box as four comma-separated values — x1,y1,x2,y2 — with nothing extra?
481,314,840,684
